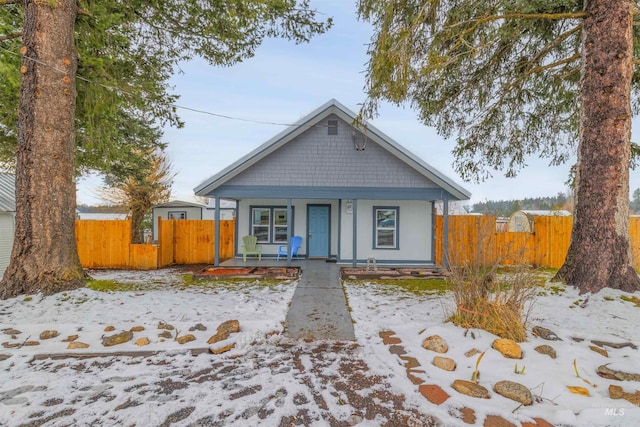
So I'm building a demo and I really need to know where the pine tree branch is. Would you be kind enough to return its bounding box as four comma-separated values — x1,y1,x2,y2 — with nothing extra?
0,0,21,5
448,12,587,31
526,25,581,72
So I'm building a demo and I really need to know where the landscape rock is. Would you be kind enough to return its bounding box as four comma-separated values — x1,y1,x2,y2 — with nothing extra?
451,380,490,399
158,331,172,339
2,342,20,349
493,380,533,406
609,385,640,406
67,341,89,350
591,340,637,350
62,335,78,342
23,341,39,346
102,331,133,347
422,335,448,353
158,322,174,331
483,415,517,427
104,325,115,332
210,343,235,354
0,354,11,361
588,345,608,357
207,320,240,344
401,355,420,369
176,334,196,345
433,356,456,371
609,385,625,399
597,364,640,382
2,328,21,335
189,323,207,332
379,330,401,345
39,330,59,340
457,407,476,424
492,338,522,359
130,326,145,333
464,348,481,358
418,384,450,405
532,326,561,341
534,345,557,359
135,337,150,346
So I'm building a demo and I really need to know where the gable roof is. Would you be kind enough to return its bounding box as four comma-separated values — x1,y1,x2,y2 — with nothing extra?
194,99,471,201
152,200,207,209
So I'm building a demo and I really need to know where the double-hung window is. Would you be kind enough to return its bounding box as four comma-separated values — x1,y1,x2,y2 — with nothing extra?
251,207,292,243
251,208,270,243
374,207,399,249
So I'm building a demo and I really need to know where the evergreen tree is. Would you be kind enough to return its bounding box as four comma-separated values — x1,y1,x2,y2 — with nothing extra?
0,0,331,299
358,0,640,293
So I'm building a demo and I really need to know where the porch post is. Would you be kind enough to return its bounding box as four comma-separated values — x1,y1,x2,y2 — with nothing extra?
442,196,449,268
352,199,358,267
214,197,220,267
287,198,292,267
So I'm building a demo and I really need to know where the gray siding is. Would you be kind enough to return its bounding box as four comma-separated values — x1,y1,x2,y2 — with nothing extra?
225,115,438,189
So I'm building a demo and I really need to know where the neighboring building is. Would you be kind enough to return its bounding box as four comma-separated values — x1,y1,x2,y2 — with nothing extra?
0,173,15,276
194,99,471,265
507,209,572,232
76,212,129,220
150,199,235,241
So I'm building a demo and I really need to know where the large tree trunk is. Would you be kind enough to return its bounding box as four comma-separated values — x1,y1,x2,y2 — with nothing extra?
556,0,640,294
0,0,86,299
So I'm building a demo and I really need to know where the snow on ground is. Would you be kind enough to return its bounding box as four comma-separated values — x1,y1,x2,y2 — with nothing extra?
0,268,638,426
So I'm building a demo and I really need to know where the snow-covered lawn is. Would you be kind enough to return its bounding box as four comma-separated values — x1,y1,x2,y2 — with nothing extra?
0,268,638,426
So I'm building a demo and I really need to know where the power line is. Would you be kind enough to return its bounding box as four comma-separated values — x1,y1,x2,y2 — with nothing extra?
0,44,328,129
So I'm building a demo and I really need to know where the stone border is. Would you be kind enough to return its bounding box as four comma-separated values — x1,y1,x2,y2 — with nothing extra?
378,330,555,427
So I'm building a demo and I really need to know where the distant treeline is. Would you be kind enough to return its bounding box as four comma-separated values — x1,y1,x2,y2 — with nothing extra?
470,193,570,217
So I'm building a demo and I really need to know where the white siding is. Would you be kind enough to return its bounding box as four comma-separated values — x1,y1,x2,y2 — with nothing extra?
202,208,235,221
151,207,203,240
237,199,339,257
0,213,14,276
340,200,433,263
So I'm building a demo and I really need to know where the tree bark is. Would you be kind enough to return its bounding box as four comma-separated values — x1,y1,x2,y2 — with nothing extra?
556,0,640,293
0,0,86,299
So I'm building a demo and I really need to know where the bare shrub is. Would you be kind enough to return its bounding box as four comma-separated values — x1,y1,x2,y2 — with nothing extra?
445,217,539,342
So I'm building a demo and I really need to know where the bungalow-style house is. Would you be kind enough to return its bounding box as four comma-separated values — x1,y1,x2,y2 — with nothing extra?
151,199,236,241
194,99,471,266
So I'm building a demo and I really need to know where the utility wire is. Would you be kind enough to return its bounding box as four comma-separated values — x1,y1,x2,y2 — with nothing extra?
0,44,330,129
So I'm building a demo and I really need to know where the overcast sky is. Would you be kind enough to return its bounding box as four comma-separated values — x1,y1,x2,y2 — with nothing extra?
77,1,639,207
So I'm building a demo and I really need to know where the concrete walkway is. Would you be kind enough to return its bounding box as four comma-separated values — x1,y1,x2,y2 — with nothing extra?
284,261,356,341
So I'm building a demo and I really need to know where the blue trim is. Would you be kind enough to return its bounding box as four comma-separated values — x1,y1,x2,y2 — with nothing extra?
209,185,456,201
352,199,358,267
337,258,435,265
372,206,400,250
248,205,295,244
338,199,342,262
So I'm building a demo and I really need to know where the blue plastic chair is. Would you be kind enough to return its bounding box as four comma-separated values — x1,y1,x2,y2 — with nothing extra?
277,236,302,261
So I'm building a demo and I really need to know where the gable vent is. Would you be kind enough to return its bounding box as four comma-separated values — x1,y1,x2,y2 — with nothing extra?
328,120,338,135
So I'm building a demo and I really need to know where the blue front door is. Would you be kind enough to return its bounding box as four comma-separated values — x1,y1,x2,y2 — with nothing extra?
308,205,330,258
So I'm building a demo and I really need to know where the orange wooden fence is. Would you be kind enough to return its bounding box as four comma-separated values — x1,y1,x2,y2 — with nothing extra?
78,215,640,270
76,218,235,270
435,215,640,268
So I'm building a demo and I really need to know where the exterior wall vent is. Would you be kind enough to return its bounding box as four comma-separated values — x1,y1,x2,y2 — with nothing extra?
328,120,338,135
